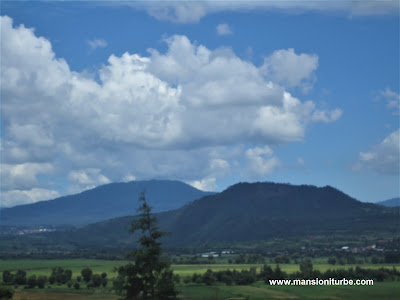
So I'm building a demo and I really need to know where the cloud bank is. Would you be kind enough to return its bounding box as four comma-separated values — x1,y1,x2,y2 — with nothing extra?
126,0,399,23
1,16,341,205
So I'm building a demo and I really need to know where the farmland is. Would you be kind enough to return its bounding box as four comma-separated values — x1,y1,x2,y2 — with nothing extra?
2,259,400,299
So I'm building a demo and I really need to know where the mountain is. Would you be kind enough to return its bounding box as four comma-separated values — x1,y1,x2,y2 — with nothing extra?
376,197,400,207
32,182,399,248
0,180,214,226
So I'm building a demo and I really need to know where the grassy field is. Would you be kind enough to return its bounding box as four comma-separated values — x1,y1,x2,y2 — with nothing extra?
1,259,399,278
2,259,400,299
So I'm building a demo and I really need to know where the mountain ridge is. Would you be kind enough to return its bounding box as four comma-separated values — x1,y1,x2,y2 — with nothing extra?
0,180,214,226
31,181,399,249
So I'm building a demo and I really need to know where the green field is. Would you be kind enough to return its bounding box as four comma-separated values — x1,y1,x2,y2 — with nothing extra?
1,259,399,278
2,259,400,299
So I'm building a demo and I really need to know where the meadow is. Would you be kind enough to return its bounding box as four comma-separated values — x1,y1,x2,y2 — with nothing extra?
2,259,400,299
1,259,399,278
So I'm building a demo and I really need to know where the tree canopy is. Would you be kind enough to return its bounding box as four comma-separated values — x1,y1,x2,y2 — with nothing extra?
113,192,177,300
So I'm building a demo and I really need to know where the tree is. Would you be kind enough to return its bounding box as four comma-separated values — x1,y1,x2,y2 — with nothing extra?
92,274,102,288
27,275,37,288
81,268,93,283
37,276,47,289
14,270,27,285
2,270,14,285
300,259,313,279
113,192,177,299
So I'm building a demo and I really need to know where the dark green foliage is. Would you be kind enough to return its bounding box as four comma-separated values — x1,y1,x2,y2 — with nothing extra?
64,269,72,281
37,276,47,289
384,251,400,263
299,259,313,278
76,276,82,282
74,282,80,289
202,269,216,285
67,281,72,288
91,274,102,288
14,270,26,285
113,192,177,299
260,264,274,283
101,272,107,279
81,267,92,283
102,277,108,288
27,275,37,288
2,271,14,285
50,267,71,284
48,275,55,284
328,257,336,265
275,254,290,264
273,265,286,280
0,286,13,300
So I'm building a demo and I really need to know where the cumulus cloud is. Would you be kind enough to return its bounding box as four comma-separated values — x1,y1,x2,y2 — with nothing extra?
354,129,400,175
245,146,280,179
1,188,60,207
216,23,232,35
188,177,217,191
124,1,399,23
68,168,111,186
1,16,341,206
1,163,55,191
261,48,319,91
87,38,108,50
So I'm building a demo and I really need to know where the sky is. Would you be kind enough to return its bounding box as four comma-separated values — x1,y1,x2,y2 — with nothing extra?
1,0,399,207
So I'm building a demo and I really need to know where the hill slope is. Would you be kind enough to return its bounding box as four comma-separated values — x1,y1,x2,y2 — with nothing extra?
39,182,399,248
0,180,214,226
377,197,400,207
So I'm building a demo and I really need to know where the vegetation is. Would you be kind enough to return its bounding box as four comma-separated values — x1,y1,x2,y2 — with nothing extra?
113,192,178,299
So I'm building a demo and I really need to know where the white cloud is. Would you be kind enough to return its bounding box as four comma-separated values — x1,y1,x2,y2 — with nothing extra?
123,1,399,23
355,129,400,175
261,48,319,91
312,108,343,123
68,168,111,186
245,146,280,178
188,177,217,191
1,188,60,207
216,23,232,35
1,163,55,191
87,38,108,50
379,88,400,114
122,174,136,182
1,16,342,206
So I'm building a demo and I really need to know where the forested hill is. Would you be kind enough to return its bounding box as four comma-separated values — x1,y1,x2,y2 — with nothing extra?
41,182,399,248
0,180,214,226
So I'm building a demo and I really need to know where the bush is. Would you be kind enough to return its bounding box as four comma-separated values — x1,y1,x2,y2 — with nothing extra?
91,274,102,288
14,270,27,285
81,268,92,283
74,282,80,290
328,257,336,265
37,276,47,289
0,286,14,300
27,275,37,288
2,271,14,285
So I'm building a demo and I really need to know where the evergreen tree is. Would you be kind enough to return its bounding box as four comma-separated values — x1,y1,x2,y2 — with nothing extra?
114,192,177,300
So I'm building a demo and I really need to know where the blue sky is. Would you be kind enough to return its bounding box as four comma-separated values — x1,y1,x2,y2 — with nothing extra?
1,1,399,207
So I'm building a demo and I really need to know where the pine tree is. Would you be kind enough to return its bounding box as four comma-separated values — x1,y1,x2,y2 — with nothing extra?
114,192,177,300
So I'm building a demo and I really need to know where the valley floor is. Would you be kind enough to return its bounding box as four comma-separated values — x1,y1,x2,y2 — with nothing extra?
2,259,399,300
